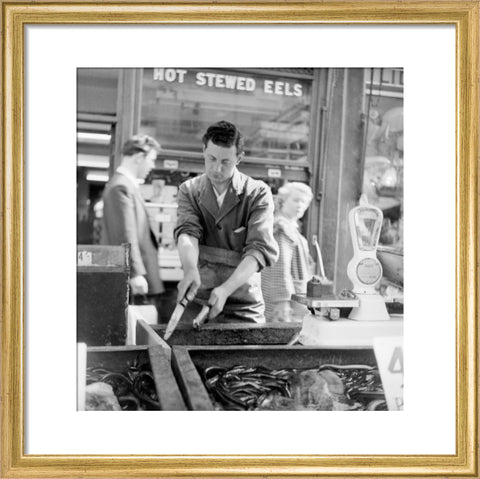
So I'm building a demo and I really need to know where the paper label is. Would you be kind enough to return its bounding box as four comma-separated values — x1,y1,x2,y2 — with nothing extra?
163,159,178,170
267,168,282,178
373,336,404,411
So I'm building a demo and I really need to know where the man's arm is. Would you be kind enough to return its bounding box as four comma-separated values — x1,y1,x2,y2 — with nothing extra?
176,233,201,302
104,185,148,295
242,183,279,269
174,180,204,303
208,255,259,319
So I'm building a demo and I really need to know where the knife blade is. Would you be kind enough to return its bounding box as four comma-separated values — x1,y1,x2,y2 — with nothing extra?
312,235,327,280
192,304,211,330
164,297,189,340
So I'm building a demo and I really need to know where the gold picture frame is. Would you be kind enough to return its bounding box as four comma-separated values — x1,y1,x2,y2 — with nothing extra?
1,1,478,477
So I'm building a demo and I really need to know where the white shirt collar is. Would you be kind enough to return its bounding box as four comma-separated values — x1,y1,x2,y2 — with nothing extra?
116,166,140,188
213,187,227,208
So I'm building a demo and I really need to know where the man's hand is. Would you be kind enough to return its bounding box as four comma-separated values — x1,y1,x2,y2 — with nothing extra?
204,255,260,320
177,268,201,302
130,275,148,295
207,285,230,320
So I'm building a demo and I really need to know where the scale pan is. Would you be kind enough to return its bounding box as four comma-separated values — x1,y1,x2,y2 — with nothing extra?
377,246,403,287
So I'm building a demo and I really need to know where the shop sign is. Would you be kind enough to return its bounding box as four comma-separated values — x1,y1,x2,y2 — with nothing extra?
369,68,404,88
77,250,92,266
153,68,304,97
267,168,282,178
373,336,404,411
163,159,179,170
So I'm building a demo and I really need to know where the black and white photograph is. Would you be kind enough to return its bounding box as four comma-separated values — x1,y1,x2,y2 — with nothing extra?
76,67,404,412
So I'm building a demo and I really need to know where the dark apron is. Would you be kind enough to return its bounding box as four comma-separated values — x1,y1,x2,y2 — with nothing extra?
184,245,265,323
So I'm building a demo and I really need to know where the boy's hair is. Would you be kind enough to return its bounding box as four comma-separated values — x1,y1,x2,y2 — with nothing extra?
202,121,244,155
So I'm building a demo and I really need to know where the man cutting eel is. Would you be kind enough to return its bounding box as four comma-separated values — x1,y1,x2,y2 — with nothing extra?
174,120,279,323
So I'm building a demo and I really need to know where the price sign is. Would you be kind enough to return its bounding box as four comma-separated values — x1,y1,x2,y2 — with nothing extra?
163,159,179,170
267,168,282,178
373,337,404,411
77,251,92,266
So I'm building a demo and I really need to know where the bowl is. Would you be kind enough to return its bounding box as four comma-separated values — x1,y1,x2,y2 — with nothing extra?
376,246,403,286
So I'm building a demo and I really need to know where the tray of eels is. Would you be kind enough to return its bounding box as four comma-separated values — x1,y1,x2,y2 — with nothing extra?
201,363,386,411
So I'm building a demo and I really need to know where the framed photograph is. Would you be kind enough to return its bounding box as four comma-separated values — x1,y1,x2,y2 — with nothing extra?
1,1,478,477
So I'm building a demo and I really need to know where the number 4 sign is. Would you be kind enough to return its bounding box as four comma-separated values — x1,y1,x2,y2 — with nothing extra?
373,337,404,411
77,251,92,266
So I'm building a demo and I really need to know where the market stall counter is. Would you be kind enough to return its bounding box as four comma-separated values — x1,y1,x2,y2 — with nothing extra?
136,319,302,348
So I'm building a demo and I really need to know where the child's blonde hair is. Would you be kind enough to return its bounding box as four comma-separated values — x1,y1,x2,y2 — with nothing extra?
275,182,313,211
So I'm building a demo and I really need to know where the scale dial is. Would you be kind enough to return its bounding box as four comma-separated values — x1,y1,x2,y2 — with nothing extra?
356,257,382,285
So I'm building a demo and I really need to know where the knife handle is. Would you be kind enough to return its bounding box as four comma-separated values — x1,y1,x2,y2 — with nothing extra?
193,305,210,330
178,297,189,308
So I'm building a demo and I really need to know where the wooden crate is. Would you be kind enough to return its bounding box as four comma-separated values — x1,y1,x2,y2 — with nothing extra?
87,345,186,410
171,345,378,411
137,321,302,347
77,244,129,346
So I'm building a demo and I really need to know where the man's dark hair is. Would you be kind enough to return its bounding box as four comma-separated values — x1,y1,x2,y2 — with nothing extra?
202,121,244,155
122,134,160,157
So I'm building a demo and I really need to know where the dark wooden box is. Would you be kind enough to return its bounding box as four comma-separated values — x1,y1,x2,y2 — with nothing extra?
171,345,378,411
87,345,186,410
136,320,302,347
77,244,129,346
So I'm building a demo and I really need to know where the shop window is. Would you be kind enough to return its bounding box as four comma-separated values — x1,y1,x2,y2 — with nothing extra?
140,68,312,163
362,68,403,249
362,68,403,303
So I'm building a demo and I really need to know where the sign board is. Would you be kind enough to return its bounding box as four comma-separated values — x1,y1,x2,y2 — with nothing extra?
373,336,404,411
77,251,92,266
153,68,305,98
163,159,179,170
267,168,282,178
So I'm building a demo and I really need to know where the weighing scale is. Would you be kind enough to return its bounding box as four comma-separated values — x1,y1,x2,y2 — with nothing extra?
291,197,392,346
346,196,390,321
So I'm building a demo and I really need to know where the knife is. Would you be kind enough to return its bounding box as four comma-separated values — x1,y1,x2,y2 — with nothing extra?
164,297,189,340
312,235,327,280
192,304,211,330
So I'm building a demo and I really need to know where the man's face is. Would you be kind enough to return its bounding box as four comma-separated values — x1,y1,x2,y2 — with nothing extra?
203,140,241,189
136,149,157,179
